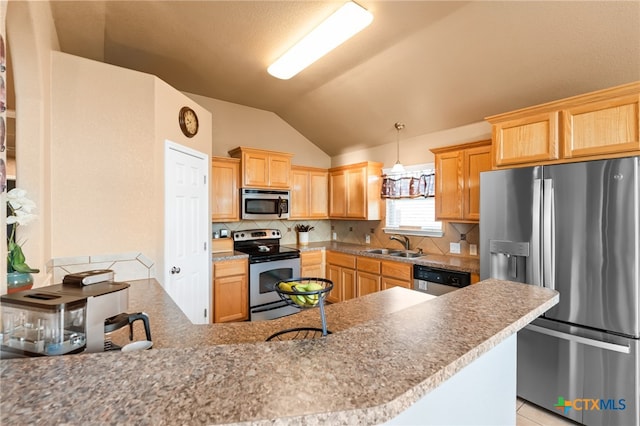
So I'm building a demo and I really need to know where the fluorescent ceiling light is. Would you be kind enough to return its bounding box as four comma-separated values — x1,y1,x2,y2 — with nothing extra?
267,2,373,80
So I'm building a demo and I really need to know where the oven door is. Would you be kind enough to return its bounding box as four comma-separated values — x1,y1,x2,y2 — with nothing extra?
249,258,300,321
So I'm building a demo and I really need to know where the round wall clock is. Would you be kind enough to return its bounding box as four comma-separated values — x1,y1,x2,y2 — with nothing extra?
178,106,199,138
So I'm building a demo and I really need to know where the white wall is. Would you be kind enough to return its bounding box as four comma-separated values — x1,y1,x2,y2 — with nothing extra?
185,93,331,168
6,0,60,288
331,121,491,168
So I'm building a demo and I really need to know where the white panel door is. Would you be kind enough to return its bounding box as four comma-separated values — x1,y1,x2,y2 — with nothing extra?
165,141,209,324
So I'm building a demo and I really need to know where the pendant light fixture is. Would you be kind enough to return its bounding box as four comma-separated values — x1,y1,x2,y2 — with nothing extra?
391,122,405,173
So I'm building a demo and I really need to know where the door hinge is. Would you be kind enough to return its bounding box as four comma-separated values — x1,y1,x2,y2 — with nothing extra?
204,241,207,251
204,308,208,318
204,175,207,185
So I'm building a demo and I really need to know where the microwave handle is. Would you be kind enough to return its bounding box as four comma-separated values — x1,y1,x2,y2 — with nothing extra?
278,196,283,218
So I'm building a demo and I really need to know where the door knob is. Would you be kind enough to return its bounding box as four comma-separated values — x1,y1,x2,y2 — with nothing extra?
170,266,181,274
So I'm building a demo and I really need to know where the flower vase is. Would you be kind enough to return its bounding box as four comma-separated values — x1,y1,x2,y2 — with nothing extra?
7,272,34,294
298,231,309,246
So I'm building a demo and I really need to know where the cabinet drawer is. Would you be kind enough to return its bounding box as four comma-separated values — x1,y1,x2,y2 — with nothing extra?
214,258,247,278
301,250,323,266
381,260,412,281
382,276,412,290
357,256,381,274
326,251,356,269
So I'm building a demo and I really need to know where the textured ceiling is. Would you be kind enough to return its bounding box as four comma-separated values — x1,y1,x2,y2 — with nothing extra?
48,1,640,156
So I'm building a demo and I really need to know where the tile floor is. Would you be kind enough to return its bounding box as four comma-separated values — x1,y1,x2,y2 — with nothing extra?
517,398,580,425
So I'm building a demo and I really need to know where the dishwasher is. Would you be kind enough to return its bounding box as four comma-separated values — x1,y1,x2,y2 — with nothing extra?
413,264,471,296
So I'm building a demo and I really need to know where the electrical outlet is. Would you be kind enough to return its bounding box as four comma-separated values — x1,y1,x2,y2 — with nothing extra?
365,234,371,244
332,232,337,240
469,244,478,256
450,242,461,254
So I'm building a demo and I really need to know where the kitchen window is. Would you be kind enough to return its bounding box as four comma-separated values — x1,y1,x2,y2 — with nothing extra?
382,165,443,237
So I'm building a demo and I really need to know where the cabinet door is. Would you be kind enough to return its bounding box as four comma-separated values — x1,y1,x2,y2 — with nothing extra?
563,94,640,159
301,250,324,278
341,268,356,301
329,170,347,217
213,274,248,323
326,263,342,303
290,168,309,219
356,271,381,297
435,150,463,220
463,145,492,220
309,170,328,218
211,158,240,222
268,154,291,188
493,111,559,167
381,260,412,283
242,151,269,187
346,166,366,218
382,276,412,290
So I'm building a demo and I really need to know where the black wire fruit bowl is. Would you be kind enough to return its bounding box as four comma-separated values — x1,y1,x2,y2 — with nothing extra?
275,278,333,309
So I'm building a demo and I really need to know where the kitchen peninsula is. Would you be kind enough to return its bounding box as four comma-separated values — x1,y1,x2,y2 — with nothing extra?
0,278,557,425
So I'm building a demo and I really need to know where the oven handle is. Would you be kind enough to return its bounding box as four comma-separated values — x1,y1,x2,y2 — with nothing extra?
251,299,292,313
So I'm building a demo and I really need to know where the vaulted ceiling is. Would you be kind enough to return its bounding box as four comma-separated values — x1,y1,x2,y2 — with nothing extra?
47,1,640,156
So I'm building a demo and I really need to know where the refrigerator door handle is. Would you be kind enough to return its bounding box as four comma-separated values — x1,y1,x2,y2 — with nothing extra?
525,324,630,354
543,179,555,290
531,179,543,286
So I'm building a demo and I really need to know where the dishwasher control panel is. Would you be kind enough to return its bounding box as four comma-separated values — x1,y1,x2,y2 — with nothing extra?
413,265,471,288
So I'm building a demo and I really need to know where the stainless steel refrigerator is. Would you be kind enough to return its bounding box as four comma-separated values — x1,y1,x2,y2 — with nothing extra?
480,157,639,426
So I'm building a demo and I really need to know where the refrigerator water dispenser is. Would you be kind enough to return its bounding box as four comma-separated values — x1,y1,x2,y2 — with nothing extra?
489,240,529,283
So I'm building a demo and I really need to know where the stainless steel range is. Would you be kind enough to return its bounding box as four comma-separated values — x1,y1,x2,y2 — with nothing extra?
233,229,300,321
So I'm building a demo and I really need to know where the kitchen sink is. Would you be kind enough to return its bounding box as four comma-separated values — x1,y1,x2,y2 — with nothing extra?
365,248,400,255
389,251,424,258
364,248,423,258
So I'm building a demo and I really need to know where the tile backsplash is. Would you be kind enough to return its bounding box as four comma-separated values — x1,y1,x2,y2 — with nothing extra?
214,219,478,257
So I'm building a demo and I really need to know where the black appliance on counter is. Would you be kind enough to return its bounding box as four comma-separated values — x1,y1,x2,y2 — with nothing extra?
233,229,300,321
413,264,471,296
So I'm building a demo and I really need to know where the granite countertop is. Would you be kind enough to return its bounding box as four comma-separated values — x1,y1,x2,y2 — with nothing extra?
0,278,557,425
213,240,479,274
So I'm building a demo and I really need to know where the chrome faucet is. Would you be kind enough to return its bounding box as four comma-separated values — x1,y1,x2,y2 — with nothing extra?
390,235,411,250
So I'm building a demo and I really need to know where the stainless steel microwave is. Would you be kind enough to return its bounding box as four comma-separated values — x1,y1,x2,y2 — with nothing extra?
241,189,290,220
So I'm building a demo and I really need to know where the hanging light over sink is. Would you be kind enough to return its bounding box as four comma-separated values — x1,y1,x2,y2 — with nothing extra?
391,122,405,173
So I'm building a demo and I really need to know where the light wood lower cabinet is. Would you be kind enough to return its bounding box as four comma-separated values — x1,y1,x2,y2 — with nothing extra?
325,251,356,303
381,260,413,290
213,258,248,323
356,256,381,297
301,250,324,278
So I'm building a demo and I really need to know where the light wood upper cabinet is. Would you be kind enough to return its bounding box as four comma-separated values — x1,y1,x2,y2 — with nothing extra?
491,111,559,167
463,144,492,221
329,161,383,220
290,166,328,219
431,140,491,222
211,157,240,222
487,81,640,168
563,94,640,159
228,146,293,189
